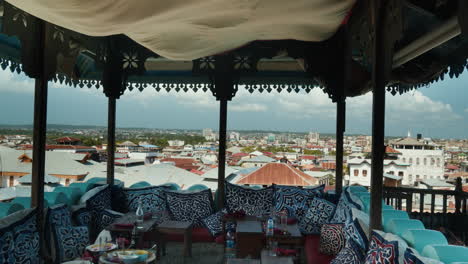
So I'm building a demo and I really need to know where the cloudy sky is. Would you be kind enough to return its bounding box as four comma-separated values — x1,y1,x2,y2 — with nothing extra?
0,69,466,139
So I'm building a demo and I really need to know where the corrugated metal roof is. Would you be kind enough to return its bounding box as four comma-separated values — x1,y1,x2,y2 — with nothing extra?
0,146,92,175
420,179,454,187
242,155,275,163
202,166,239,179
383,173,402,180
17,174,60,184
236,163,319,186
113,163,203,189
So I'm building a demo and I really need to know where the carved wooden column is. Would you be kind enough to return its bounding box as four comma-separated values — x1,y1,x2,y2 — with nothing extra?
102,36,126,186
369,0,402,231
212,54,237,209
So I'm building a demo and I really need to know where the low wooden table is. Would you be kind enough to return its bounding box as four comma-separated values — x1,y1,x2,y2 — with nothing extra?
270,223,303,246
236,220,264,259
157,220,193,258
261,249,294,264
105,212,160,248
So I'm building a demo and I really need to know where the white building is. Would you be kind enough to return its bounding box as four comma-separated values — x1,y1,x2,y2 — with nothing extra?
168,140,185,147
229,132,240,141
307,132,320,143
347,157,409,186
390,137,444,185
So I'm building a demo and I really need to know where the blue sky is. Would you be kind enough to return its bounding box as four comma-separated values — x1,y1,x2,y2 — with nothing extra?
0,69,466,139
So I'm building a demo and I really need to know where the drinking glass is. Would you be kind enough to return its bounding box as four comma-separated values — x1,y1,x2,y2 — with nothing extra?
269,240,278,256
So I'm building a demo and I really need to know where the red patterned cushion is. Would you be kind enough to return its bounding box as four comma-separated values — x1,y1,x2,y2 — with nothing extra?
365,230,407,264
319,223,345,255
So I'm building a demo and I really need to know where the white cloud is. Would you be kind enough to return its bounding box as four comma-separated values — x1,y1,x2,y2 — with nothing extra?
230,103,267,112
0,70,35,94
465,108,468,113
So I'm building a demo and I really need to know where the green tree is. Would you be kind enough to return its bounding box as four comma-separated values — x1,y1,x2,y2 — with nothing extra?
241,146,256,153
303,149,323,155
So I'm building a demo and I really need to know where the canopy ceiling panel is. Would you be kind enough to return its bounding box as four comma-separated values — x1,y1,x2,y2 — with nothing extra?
5,0,355,60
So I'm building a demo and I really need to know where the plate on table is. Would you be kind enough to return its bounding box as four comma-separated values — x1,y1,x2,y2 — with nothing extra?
86,243,117,252
100,250,156,264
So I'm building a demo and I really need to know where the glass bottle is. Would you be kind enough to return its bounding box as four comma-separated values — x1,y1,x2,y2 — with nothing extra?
136,197,144,228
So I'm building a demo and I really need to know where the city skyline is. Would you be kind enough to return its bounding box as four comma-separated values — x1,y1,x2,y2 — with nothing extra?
0,69,467,139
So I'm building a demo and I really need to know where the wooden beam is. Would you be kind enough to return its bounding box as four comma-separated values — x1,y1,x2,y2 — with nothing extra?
106,97,116,185
335,100,345,194
212,54,236,210
30,19,47,262
369,0,386,231
217,99,228,209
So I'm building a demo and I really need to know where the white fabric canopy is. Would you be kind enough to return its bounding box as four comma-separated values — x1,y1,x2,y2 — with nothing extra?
7,0,355,60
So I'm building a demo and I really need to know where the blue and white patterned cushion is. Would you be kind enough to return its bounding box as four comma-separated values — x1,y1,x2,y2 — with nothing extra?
72,205,91,227
344,208,370,252
119,186,167,214
274,184,324,221
299,197,336,235
201,208,228,237
45,204,72,258
225,182,273,216
98,209,124,233
365,230,408,264
80,184,112,213
331,192,359,223
0,208,40,264
165,189,214,226
331,239,365,264
344,188,364,210
53,226,89,262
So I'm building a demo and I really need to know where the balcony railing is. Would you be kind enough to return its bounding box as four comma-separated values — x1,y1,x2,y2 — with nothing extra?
383,178,468,245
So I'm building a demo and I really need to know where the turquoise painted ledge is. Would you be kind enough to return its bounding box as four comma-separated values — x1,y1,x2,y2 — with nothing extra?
0,202,24,218
382,209,409,230
385,219,425,236
422,245,468,264
402,229,448,254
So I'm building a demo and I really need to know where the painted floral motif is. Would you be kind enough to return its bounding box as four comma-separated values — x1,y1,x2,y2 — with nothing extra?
122,52,139,69
0,209,40,264
365,231,399,264
225,182,274,216
54,226,89,262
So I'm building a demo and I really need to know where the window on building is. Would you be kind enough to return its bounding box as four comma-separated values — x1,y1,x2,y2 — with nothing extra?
423,158,427,165
436,158,440,167
423,175,427,179
416,157,420,165
409,174,413,182
431,159,435,165
354,170,359,177
402,157,406,163
416,175,420,179
398,171,404,177
65,178,70,186
409,158,413,164
388,171,395,175
362,170,368,177
9,176,14,187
